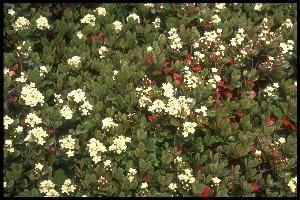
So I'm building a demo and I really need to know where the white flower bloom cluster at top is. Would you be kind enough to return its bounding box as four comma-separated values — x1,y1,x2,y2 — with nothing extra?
39,180,59,197
211,14,221,24
16,72,28,83
166,96,193,118
136,86,153,108
25,112,42,127
61,179,76,195
60,105,73,120
113,21,123,32
183,67,200,90
148,99,165,113
162,82,176,99
80,14,96,26
178,169,196,191
212,177,221,185
67,56,81,67
277,137,286,144
230,28,246,47
127,168,137,182
99,46,108,58
60,135,76,157
144,3,155,8
103,160,112,171
76,31,84,39
4,115,14,130
280,40,294,55
168,183,177,192
153,17,161,28
254,3,263,11
288,177,297,193
15,126,23,133
36,16,50,30
35,163,44,173
127,13,140,23
67,89,86,103
24,127,48,145
174,156,185,165
87,138,107,164
141,182,148,189
263,83,279,97
20,82,45,107
79,101,93,116
39,65,48,77
168,28,183,50
5,140,14,153
102,117,118,130
54,94,64,104
180,122,197,138
283,18,293,28
147,46,153,52
215,3,226,12
95,7,106,16
13,16,30,31
207,68,221,89
109,135,131,154
113,70,119,81
8,9,15,16
195,106,208,117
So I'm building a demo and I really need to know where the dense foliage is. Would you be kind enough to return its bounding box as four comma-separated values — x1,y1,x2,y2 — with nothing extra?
3,3,297,197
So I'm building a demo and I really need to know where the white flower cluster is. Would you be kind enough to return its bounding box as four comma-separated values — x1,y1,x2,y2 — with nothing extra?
4,115,14,130
141,182,148,189
16,72,28,83
79,101,93,116
136,86,153,108
99,46,108,58
54,94,64,104
144,3,155,8
5,140,14,153
193,50,205,62
15,126,23,133
67,56,81,67
39,180,59,197
113,70,119,81
109,135,131,154
178,169,196,191
102,117,118,130
263,83,279,97
211,14,221,24
87,138,107,164
127,168,137,182
183,68,200,90
8,9,15,16
230,28,246,47
180,121,197,138
80,14,96,26
4,67,9,75
36,16,50,30
25,113,42,127
280,40,294,55
212,177,221,186
283,18,293,28
207,68,221,89
147,46,153,52
61,179,76,195
165,96,193,118
25,127,48,145
174,156,185,165
153,17,161,28
162,83,176,98
35,163,44,173
195,106,208,117
39,65,48,77
95,7,106,16
277,137,286,144
20,83,44,107
76,31,84,39
60,105,73,120
200,29,222,46
255,150,262,156
215,3,226,12
127,13,140,23
168,28,183,50
254,3,263,11
113,21,123,32
148,99,165,113
288,177,297,193
60,135,76,157
13,16,30,31
103,160,112,171
67,89,86,103
168,183,177,192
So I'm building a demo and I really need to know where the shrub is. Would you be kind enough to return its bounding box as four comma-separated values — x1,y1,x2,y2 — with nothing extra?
3,3,297,197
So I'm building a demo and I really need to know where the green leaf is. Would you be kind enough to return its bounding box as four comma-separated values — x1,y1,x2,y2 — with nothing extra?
53,168,66,185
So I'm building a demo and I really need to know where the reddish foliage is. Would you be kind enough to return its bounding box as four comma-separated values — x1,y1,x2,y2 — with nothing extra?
145,55,153,65
148,115,157,122
200,186,210,197
143,175,152,183
249,145,257,152
267,116,275,126
246,80,255,87
192,65,201,71
251,183,259,191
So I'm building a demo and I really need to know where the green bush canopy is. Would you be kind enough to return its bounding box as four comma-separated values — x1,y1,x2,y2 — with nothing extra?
3,3,297,197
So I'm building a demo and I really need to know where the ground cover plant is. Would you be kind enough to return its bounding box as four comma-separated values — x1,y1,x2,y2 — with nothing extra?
3,3,297,197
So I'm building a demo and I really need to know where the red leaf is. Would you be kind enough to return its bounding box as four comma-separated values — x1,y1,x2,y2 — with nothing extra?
143,175,152,183
224,91,233,98
227,57,234,65
145,55,153,65
176,146,183,152
185,58,192,64
246,80,255,87
173,73,181,81
267,116,275,126
251,183,259,191
47,172,53,177
12,64,19,71
163,67,173,72
249,145,256,152
148,115,157,122
213,101,221,108
9,96,18,102
48,128,56,135
189,110,193,119
282,118,291,126
227,183,234,190
98,32,105,41
202,23,213,30
195,165,205,173
271,146,280,154
186,52,192,57
192,65,201,71
236,112,244,117
215,92,222,99
200,186,210,197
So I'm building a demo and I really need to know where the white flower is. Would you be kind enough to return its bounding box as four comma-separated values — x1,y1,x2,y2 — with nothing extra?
5,140,14,153
195,106,208,117
39,65,48,77
254,3,263,11
60,135,76,157
35,163,44,172
76,31,84,39
54,94,64,104
60,105,73,120
113,21,123,32
181,122,197,137
45,189,59,197
87,138,107,164
36,16,50,30
153,17,161,28
148,99,166,113
178,168,195,190
144,3,154,8
255,150,262,156
288,177,297,193
95,7,106,16
211,68,218,73
16,72,27,83
13,17,30,31
215,3,226,11
212,14,221,24
147,46,153,52
214,75,221,82
168,183,177,191
39,180,55,195
4,182,7,188
8,9,15,16
278,137,286,144
15,126,23,133
102,117,118,130
25,113,42,127
109,135,131,154
273,83,279,88
104,160,112,170
127,13,140,24
79,101,93,116
61,179,76,195
20,83,44,107
162,83,176,98
212,177,221,185
25,127,48,145
67,56,81,67
284,19,293,28
80,14,96,26
4,115,14,130
141,182,148,189
67,89,86,103
99,46,108,58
